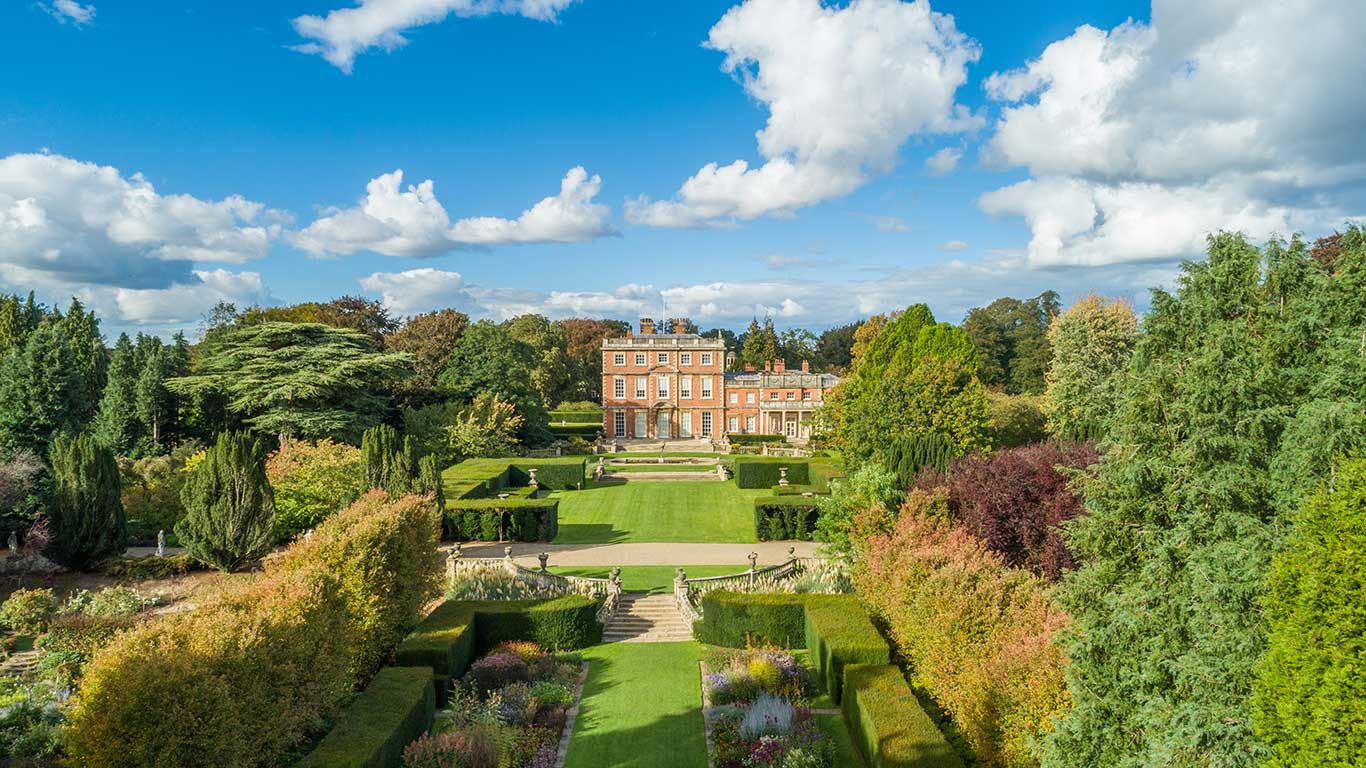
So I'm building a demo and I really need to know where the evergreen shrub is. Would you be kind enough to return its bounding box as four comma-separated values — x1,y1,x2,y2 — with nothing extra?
753,497,821,541
442,498,558,542
466,596,601,651
842,664,964,768
693,592,808,647
803,595,890,704
393,602,476,705
296,666,436,768
46,433,126,570
733,459,810,489
176,431,274,572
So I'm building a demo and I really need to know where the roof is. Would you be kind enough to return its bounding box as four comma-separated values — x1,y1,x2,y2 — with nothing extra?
724,371,840,388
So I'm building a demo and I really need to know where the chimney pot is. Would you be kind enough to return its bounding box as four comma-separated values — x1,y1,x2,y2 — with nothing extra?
672,317,687,335
801,360,810,372
774,359,786,373
640,317,655,335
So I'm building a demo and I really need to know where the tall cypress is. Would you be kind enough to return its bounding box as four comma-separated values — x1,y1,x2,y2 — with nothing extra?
361,424,402,491
46,433,126,570
176,432,275,572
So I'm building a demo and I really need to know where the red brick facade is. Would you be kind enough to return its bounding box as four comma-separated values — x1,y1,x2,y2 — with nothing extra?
601,319,838,442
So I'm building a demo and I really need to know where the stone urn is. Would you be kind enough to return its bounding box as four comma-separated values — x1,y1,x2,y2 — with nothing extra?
778,467,790,486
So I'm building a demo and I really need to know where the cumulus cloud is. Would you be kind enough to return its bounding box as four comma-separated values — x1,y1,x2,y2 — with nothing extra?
864,215,909,233
924,147,962,176
940,239,968,251
292,0,578,73
294,166,613,257
41,0,95,26
359,268,654,320
0,152,281,290
980,0,1366,265
628,0,981,228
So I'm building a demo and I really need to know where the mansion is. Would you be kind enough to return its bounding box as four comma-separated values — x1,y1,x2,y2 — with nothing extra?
600,318,839,442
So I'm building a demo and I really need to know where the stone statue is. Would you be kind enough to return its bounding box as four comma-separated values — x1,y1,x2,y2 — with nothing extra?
156,530,165,557
6,531,16,555
528,468,539,488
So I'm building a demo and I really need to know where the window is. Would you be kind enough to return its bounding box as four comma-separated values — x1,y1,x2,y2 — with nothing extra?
701,376,713,399
635,377,647,398
613,377,625,399
613,353,625,366
680,376,692,399
614,411,625,436
770,392,779,401
657,352,669,364
802,391,812,401
634,353,646,366
701,353,713,366
728,417,738,432
786,391,795,400
681,412,692,437
746,392,756,404
745,415,755,432
681,353,692,366
657,376,669,399
701,411,713,436
729,392,738,404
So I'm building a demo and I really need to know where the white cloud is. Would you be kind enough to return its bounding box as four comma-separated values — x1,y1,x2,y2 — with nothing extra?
0,152,281,290
940,239,968,251
42,0,96,26
924,147,962,176
628,0,981,228
865,215,909,233
980,0,1366,265
291,0,577,73
359,267,482,317
107,270,272,326
294,166,613,257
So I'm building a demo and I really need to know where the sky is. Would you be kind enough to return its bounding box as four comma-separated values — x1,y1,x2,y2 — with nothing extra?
2,0,1363,339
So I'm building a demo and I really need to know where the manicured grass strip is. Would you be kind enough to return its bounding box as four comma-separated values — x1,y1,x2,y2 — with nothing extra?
550,565,750,594
564,642,707,768
551,481,762,544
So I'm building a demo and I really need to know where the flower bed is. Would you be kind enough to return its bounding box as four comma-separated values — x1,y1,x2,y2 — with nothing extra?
703,647,837,768
403,641,584,768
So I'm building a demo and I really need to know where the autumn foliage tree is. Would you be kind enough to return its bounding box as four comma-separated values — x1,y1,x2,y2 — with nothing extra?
1042,294,1137,442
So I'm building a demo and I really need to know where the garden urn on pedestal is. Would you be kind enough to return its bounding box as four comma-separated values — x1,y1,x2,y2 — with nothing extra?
778,467,789,486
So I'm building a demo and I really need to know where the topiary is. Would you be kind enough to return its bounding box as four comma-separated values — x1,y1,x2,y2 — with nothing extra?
175,431,275,572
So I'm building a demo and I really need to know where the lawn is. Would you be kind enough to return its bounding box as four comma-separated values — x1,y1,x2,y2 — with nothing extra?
565,642,708,768
550,565,749,594
551,481,763,544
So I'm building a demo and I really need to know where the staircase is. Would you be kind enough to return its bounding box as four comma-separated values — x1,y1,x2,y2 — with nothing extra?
602,593,693,643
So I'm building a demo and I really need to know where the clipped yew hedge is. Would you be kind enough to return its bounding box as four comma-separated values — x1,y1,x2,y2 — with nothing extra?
693,591,808,647
804,595,891,703
393,602,476,706
441,458,585,501
467,595,601,651
733,458,810,489
442,498,559,542
729,434,785,446
296,666,436,768
843,664,963,768
754,496,822,541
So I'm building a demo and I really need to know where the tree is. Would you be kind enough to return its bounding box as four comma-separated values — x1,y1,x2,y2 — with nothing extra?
1042,294,1139,442
815,321,860,372
505,314,574,407
825,305,990,465
879,431,956,490
265,439,364,541
237,296,397,345
1041,232,1366,768
438,321,549,445
0,292,44,355
777,328,818,367
0,451,49,540
167,322,413,444
962,291,1059,394
134,339,180,450
0,322,82,458
385,309,469,396
177,431,275,572
95,334,141,454
444,393,523,461
58,298,107,423
46,433,125,570
1252,459,1366,767
849,313,887,365
738,316,779,368
560,318,630,402
360,425,444,510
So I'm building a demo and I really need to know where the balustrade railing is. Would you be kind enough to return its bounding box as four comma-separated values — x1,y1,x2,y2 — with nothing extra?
672,549,827,622
446,546,623,624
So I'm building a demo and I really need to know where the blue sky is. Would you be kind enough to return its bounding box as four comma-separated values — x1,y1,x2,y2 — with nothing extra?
2,0,1362,337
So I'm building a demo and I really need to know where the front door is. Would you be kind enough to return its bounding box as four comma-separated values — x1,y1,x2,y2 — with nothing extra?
657,411,671,439
785,419,797,438
680,412,692,438
634,412,647,438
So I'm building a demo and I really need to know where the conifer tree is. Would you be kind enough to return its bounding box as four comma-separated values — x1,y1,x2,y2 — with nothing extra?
134,341,177,449
0,322,81,457
46,433,125,569
176,431,275,572
95,334,141,454
58,298,106,424
361,424,403,491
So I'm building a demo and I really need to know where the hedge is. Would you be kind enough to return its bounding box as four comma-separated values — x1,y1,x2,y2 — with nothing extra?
729,434,785,446
548,409,601,423
548,424,602,439
754,496,822,541
842,664,963,768
393,602,476,706
297,666,436,768
693,591,808,647
442,458,586,501
733,458,810,489
803,595,891,703
442,498,559,542
465,595,602,651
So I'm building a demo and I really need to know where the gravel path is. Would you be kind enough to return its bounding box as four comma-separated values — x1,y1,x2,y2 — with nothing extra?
451,541,820,566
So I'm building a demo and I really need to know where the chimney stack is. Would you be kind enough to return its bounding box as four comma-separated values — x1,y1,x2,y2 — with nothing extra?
774,359,786,373
640,318,655,335
744,362,755,373
672,317,688,335
801,360,810,372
